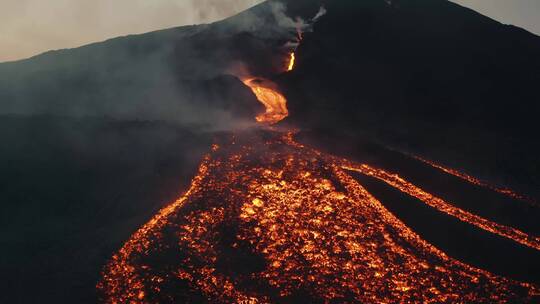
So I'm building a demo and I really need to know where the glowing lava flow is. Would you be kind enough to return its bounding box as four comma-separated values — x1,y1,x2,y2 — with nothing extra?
98,132,538,303
412,155,537,206
241,35,296,124
242,78,289,124
342,163,540,251
287,52,296,71
98,52,539,303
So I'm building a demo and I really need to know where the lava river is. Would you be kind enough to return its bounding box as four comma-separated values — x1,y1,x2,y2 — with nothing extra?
98,54,538,303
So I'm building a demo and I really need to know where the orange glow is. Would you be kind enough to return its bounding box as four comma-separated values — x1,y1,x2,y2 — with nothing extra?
287,52,295,71
98,49,538,303
242,78,288,124
342,163,540,251
98,132,538,303
412,156,537,206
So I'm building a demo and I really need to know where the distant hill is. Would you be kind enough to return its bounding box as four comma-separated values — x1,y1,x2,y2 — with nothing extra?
0,1,311,129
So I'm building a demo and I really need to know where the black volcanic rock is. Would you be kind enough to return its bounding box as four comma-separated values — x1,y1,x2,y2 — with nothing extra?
279,0,540,195
286,0,540,128
0,115,213,303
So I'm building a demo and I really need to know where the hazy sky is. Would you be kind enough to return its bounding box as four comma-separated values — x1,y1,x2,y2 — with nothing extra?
1,0,539,63
451,0,540,34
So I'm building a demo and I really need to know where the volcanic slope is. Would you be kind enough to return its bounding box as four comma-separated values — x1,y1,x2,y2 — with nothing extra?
98,130,538,303
99,3,538,301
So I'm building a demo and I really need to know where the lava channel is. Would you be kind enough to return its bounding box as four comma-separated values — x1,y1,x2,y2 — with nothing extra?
98,50,538,304
98,132,538,303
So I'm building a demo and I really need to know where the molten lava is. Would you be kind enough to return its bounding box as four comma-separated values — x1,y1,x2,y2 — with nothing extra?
287,52,296,71
98,132,538,303
342,163,540,251
242,78,289,124
98,51,539,303
412,155,537,206
240,44,296,124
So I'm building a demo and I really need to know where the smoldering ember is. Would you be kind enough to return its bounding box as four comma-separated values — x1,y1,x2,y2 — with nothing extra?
1,1,539,303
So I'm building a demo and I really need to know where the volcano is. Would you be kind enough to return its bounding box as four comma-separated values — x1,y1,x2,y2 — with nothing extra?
1,0,540,303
